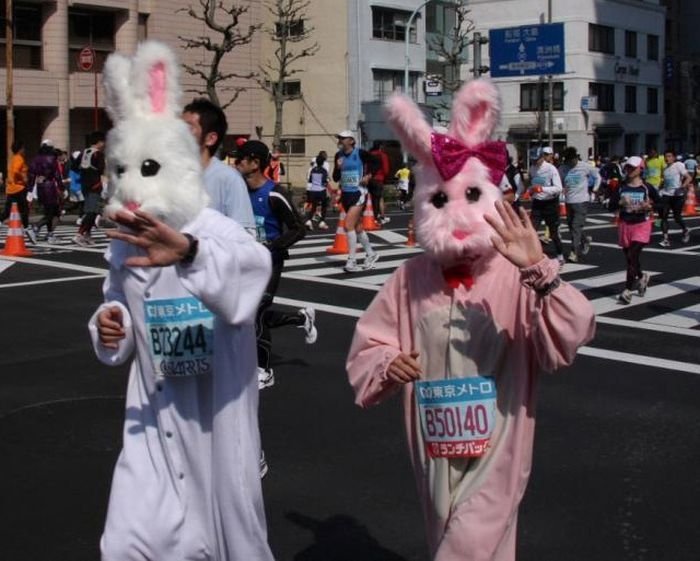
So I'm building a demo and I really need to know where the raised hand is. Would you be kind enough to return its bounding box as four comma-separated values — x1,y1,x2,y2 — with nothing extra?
106,209,190,268
484,200,544,269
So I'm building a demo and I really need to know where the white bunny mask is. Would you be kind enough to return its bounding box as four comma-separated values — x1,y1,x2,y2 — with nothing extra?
385,79,507,269
102,41,209,231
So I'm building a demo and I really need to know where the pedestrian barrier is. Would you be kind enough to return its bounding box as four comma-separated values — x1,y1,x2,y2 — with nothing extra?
1,202,33,257
362,194,380,231
406,218,417,247
683,187,698,217
326,207,349,254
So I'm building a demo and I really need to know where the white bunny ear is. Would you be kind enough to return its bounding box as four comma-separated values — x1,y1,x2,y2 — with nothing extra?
129,40,182,119
449,79,501,146
103,53,133,123
384,93,433,164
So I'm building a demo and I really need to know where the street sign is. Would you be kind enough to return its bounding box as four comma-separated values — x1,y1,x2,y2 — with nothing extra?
489,23,565,78
78,47,95,72
424,76,443,97
581,96,598,111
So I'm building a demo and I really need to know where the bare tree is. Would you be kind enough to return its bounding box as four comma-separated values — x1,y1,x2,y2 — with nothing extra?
258,0,319,149
178,0,260,109
427,1,475,111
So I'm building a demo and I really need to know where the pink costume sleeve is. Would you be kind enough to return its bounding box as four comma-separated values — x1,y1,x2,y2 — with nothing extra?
519,256,596,371
346,267,411,408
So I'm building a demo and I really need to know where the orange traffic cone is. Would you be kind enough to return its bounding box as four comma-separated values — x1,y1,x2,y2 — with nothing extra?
1,202,33,257
326,207,349,254
559,199,567,217
406,218,417,247
362,194,380,231
683,186,698,217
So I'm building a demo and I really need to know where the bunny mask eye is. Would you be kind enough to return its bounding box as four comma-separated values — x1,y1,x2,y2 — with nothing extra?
141,159,161,177
431,191,448,209
115,164,126,178
466,187,481,202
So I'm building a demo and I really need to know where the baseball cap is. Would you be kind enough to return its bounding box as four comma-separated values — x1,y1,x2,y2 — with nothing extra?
336,130,356,141
542,146,553,155
41,139,54,148
529,147,546,160
236,140,270,165
624,156,643,169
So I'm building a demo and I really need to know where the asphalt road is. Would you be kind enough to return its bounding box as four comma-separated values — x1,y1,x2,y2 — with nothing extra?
1,205,699,561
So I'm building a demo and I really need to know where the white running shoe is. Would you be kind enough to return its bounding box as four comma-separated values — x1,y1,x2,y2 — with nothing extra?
659,238,671,248
682,229,690,244
257,366,275,390
567,251,578,263
25,227,37,244
298,307,317,344
76,216,83,226
363,252,380,270
618,289,632,305
317,220,329,230
47,233,58,244
582,235,592,255
344,259,360,273
304,219,313,231
637,272,650,297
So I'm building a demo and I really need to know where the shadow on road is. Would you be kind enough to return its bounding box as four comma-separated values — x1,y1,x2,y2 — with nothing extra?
287,511,408,561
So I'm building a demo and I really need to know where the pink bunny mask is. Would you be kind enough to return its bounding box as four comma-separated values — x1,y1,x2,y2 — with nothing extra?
385,80,506,270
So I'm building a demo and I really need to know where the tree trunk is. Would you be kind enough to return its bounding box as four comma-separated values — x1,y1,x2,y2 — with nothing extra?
273,98,283,149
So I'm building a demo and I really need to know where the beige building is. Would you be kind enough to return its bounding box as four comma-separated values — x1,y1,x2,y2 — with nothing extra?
1,0,262,170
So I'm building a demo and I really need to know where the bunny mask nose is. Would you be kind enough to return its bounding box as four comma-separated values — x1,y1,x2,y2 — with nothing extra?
124,201,141,212
452,229,470,240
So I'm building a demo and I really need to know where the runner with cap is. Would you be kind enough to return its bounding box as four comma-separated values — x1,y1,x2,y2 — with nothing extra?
332,130,379,273
658,148,691,247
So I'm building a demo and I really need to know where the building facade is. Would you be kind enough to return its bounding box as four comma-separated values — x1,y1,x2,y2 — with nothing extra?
467,0,665,160
1,0,262,170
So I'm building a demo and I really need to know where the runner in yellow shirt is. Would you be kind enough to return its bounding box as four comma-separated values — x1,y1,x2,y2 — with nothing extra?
395,165,411,210
644,147,665,189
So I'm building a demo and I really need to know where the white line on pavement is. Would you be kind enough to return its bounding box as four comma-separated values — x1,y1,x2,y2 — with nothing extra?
589,276,700,315
0,261,15,275
282,271,381,291
0,274,105,289
0,256,108,275
370,230,408,244
577,346,700,375
570,271,660,290
642,303,700,329
275,297,364,318
596,315,700,337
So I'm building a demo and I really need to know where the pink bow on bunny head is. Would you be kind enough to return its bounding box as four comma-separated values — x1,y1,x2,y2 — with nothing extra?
431,132,507,186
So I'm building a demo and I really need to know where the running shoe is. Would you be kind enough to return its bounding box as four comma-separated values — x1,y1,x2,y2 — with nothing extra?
618,289,632,305
298,307,317,344
363,252,380,270
567,251,578,263
582,235,592,255
637,272,650,297
317,220,329,230
557,254,565,268
25,227,37,245
257,366,275,390
47,233,58,244
659,238,671,248
344,259,360,273
380,216,391,224
682,229,690,244
75,216,83,226
304,219,313,231
73,234,88,246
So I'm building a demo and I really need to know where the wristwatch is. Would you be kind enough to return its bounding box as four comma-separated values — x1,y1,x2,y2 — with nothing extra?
180,233,198,265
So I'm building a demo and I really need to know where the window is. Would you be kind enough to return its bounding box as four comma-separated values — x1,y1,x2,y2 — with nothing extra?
0,2,43,70
373,69,419,101
647,34,659,61
68,9,116,73
625,30,637,58
520,82,564,111
589,23,615,54
647,87,658,114
272,81,301,97
138,14,149,42
426,2,456,34
275,19,304,38
279,138,305,155
372,7,417,43
589,82,615,111
625,86,637,113
624,134,638,157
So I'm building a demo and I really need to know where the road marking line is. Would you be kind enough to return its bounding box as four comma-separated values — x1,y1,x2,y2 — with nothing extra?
285,247,422,268
359,273,392,285
0,256,108,275
0,261,15,274
590,276,700,315
291,259,409,277
595,316,700,338
643,303,700,329
370,230,408,243
0,274,105,289
275,297,363,318
577,346,700,374
282,272,381,291
560,262,597,273
585,217,610,224
570,271,660,290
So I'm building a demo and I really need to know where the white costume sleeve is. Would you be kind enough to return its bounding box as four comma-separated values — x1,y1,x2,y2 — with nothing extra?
179,210,272,326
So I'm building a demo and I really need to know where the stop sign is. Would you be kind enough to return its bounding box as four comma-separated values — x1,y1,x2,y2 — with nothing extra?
78,47,95,71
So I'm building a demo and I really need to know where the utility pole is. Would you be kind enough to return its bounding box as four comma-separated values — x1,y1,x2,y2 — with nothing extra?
5,0,14,176
469,32,489,77
547,0,554,150
403,0,429,163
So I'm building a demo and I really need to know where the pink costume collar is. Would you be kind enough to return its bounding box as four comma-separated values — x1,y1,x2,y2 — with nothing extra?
430,132,507,185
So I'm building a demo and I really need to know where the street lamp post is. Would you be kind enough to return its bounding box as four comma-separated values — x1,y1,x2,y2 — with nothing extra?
403,0,430,163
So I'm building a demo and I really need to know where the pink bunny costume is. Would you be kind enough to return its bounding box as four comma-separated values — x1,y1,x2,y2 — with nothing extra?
347,80,595,560
87,42,274,561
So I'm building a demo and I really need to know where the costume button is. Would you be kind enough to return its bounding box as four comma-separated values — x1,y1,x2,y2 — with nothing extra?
156,384,163,392
166,431,173,438
145,291,151,298
179,473,185,480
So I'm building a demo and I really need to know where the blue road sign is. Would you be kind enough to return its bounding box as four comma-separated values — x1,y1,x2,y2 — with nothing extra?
489,23,565,78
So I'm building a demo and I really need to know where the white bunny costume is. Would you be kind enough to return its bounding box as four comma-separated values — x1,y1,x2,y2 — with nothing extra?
87,42,274,561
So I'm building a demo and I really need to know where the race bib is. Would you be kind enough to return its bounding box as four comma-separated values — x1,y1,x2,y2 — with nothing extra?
144,297,214,377
254,215,267,243
341,170,360,189
416,376,497,459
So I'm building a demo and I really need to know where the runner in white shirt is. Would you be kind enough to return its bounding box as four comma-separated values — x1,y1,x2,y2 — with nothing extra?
526,146,564,264
658,149,691,247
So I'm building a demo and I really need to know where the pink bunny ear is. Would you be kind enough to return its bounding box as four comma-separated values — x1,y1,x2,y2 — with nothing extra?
130,41,181,119
384,93,432,164
448,79,501,146
149,61,167,114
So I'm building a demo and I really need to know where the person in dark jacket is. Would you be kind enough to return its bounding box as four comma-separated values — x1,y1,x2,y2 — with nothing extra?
29,140,63,243
236,140,317,388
